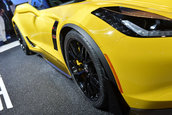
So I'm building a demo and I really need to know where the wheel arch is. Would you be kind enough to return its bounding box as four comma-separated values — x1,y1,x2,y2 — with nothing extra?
60,23,115,83
60,24,118,88
60,24,129,113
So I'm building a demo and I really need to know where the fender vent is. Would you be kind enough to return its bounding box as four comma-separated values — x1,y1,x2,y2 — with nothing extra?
52,21,58,50
26,36,35,47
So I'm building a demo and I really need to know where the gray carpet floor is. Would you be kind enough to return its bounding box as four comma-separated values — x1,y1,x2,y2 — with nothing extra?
0,46,111,115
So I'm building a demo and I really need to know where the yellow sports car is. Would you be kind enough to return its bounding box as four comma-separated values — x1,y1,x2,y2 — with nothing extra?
12,0,172,113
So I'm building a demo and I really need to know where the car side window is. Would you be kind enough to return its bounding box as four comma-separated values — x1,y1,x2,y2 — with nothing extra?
29,0,50,10
46,0,84,7
47,0,70,6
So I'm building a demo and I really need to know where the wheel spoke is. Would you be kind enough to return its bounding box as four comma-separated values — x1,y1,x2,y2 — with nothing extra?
84,82,91,98
84,51,92,64
78,45,84,61
87,72,99,90
87,81,96,98
69,60,76,66
68,50,77,59
69,43,78,59
89,76,99,90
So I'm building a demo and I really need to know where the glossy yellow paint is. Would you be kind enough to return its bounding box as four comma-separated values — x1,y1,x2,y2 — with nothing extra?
12,0,172,109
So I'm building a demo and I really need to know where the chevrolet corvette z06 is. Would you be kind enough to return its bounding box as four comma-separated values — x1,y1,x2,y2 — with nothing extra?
12,0,172,114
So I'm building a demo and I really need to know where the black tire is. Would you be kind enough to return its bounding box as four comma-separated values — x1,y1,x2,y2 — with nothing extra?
15,25,34,55
64,30,108,108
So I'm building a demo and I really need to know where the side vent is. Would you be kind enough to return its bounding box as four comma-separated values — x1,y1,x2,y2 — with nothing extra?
52,21,58,50
26,36,35,47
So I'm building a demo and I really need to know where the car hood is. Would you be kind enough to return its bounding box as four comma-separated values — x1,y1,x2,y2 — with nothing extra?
87,0,172,13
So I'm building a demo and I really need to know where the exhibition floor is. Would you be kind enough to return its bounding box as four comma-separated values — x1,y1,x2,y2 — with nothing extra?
0,36,17,47
1,43,172,115
0,46,110,115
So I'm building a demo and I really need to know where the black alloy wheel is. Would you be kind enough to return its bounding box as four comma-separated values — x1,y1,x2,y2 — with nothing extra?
19,35,26,54
64,30,107,108
67,40,100,101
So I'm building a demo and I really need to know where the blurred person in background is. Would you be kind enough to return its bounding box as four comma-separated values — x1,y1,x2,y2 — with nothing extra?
3,0,13,18
0,9,7,45
28,0,49,10
8,0,15,14
0,0,15,40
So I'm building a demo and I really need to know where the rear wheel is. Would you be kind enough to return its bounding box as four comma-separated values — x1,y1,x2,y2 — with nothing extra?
64,30,108,108
15,25,34,55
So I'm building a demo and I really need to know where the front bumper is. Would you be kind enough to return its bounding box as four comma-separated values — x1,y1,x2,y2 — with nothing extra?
80,13,172,109
103,33,172,109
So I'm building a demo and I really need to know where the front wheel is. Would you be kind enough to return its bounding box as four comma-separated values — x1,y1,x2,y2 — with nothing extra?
64,30,108,108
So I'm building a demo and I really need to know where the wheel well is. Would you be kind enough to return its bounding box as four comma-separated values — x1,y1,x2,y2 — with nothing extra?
60,24,116,82
59,25,130,113
60,27,73,57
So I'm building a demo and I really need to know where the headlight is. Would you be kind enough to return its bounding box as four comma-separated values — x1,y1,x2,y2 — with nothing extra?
92,7,172,38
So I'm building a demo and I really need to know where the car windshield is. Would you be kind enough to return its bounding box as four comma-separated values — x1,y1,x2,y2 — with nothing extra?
46,0,83,7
